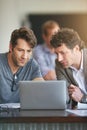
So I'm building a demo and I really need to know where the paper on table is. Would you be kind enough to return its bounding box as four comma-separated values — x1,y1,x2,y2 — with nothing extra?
66,109,87,116
0,103,20,109
66,102,87,116
77,102,87,109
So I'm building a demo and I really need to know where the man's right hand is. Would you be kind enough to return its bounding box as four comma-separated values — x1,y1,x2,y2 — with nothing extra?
68,84,83,102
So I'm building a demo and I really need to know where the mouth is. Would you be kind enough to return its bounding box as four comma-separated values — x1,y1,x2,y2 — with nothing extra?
19,59,27,64
60,62,67,67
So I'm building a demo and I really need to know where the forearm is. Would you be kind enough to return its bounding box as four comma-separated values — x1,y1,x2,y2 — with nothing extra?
43,70,57,80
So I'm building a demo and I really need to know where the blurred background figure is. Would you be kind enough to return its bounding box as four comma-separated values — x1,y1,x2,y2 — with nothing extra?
33,20,60,80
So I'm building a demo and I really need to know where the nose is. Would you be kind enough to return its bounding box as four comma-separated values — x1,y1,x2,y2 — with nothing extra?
57,53,63,62
22,51,28,59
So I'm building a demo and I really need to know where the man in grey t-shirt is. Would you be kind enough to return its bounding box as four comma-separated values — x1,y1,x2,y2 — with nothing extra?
0,27,43,103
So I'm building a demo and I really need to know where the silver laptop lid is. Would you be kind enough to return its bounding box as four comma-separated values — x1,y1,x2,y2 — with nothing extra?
19,80,66,110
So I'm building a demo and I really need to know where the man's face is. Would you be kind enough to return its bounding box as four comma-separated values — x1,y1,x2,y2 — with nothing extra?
10,38,32,67
43,26,60,46
55,44,76,68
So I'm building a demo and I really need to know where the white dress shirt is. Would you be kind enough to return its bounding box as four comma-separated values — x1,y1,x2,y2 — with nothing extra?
70,50,87,94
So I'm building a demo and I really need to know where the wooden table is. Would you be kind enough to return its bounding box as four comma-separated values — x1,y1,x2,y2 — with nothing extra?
0,109,87,130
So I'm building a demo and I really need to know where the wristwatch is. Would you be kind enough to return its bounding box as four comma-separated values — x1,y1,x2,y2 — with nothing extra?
81,95,87,103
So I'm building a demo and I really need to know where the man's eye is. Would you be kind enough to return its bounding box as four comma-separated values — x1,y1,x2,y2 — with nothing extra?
61,52,65,55
18,50,23,52
27,50,32,53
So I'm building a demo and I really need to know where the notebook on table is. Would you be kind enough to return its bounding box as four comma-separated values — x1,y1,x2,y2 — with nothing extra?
19,80,67,110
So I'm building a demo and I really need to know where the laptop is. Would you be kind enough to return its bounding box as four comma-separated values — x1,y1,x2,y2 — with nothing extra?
19,80,67,110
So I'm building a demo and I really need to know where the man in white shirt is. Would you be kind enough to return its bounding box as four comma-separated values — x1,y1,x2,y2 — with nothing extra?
50,27,87,108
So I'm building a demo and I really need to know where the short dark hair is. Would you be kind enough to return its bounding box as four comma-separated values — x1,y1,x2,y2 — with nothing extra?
10,27,37,48
50,28,85,50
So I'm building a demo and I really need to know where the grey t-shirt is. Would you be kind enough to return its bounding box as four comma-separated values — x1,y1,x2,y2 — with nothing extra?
0,53,42,103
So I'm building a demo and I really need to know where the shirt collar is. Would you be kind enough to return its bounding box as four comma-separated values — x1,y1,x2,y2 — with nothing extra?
80,50,83,70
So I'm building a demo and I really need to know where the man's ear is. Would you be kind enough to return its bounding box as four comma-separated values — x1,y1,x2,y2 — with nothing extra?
9,43,13,52
75,45,80,51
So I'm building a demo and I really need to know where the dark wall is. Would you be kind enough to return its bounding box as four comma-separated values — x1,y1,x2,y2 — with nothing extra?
28,14,87,45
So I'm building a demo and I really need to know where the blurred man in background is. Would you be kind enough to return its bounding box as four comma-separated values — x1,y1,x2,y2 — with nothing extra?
33,20,60,80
